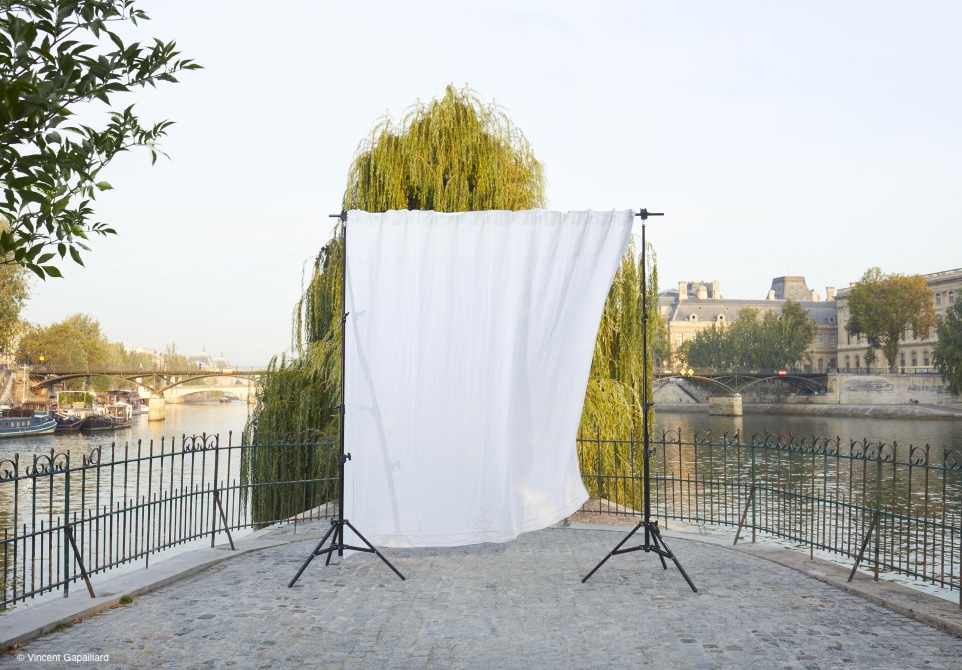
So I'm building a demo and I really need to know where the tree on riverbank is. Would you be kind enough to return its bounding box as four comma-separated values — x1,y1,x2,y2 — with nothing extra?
16,312,145,390
680,300,818,370
0,1,199,279
933,300,962,396
845,268,936,370
244,85,659,522
0,220,29,353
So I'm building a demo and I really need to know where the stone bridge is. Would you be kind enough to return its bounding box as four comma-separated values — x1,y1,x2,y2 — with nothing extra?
22,367,264,420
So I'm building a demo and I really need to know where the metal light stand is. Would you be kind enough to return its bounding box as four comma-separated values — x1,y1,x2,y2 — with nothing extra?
582,208,696,592
289,211,405,587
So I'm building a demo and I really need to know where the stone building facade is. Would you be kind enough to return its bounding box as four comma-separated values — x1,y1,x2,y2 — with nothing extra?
834,268,962,372
658,276,838,372
660,268,962,375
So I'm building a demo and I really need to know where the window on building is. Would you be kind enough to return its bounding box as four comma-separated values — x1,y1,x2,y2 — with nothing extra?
936,293,942,306
817,334,824,348
911,351,918,367
829,334,836,347
924,351,930,366
951,291,955,304
830,358,836,369
847,333,851,345
818,358,824,371
675,333,683,345
900,353,905,368
855,355,860,369
845,356,850,371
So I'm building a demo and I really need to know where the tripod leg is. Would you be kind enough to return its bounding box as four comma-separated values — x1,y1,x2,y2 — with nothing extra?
645,523,669,570
325,521,343,566
582,521,644,583
343,520,406,581
650,525,697,593
288,519,339,588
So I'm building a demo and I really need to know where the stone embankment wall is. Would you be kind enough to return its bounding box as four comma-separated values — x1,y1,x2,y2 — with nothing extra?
827,373,952,405
655,373,961,411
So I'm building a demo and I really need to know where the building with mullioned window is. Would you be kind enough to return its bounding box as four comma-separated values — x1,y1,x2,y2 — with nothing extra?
660,269,962,376
657,276,838,373
834,268,962,373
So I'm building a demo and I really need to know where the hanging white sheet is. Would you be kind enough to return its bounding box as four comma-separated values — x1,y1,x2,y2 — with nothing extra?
343,209,633,547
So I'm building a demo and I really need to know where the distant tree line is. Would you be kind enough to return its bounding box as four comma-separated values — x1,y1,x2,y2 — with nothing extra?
679,300,819,371
15,313,187,391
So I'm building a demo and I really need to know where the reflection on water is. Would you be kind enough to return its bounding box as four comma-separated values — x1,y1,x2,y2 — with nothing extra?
0,402,251,462
654,409,962,450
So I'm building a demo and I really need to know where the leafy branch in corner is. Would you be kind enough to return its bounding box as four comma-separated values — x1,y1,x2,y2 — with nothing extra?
0,0,201,278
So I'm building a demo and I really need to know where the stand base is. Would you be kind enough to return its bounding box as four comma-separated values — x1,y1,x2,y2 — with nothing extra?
288,517,405,587
582,519,697,592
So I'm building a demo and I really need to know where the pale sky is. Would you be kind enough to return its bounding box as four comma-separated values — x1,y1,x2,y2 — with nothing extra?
20,0,962,366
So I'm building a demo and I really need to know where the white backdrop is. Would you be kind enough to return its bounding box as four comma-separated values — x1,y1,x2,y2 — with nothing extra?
343,209,633,547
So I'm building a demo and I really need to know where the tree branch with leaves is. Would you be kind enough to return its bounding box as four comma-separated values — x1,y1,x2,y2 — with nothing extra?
0,0,200,278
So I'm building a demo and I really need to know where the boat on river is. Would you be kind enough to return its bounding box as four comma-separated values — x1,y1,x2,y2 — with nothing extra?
82,402,132,431
54,411,87,432
0,408,58,438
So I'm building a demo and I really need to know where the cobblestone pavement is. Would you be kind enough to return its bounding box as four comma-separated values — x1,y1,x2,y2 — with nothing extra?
7,525,962,669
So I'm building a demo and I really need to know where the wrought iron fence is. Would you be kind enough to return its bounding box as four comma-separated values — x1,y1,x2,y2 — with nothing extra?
578,429,962,600
3,428,961,610
0,433,338,609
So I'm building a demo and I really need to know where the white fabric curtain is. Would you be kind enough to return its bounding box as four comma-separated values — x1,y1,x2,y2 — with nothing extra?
343,209,633,547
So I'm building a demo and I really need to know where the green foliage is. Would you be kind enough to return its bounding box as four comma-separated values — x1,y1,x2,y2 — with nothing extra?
247,85,656,520
247,86,546,449
0,0,200,279
344,85,544,213
682,300,818,370
244,85,551,523
15,311,136,389
0,219,29,352
933,300,962,396
846,267,937,369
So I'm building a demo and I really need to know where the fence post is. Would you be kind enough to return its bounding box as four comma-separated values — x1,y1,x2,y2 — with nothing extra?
211,434,220,548
873,457,882,582
63,452,70,598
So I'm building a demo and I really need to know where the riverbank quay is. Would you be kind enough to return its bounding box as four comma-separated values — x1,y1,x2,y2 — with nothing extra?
3,521,962,668
658,401,962,420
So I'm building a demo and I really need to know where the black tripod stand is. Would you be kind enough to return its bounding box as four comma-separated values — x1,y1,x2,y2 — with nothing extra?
581,209,696,592
289,212,405,587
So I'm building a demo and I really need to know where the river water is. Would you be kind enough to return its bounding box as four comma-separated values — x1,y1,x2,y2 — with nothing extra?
0,402,252,464
654,409,962,452
2,402,960,461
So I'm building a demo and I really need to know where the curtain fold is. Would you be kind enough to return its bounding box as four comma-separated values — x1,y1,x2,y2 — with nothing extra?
344,209,633,547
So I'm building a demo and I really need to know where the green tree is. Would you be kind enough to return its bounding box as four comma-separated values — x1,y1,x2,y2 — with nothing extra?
682,300,818,371
247,85,548,447
680,323,730,369
846,268,937,370
0,0,199,278
933,300,962,396
16,312,111,387
246,85,653,521
0,220,30,352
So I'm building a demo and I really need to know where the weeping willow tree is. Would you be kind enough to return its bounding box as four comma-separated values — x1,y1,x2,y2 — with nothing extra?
578,237,662,510
243,84,659,522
